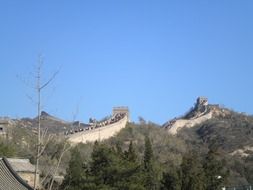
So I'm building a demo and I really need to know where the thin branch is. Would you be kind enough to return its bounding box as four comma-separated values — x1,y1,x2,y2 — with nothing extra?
17,74,36,90
40,169,53,185
41,128,49,142
38,135,53,157
48,142,71,190
40,69,60,90
31,54,61,190
26,94,37,105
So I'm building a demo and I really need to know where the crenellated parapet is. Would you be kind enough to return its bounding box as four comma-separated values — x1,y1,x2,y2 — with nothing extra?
113,107,130,122
163,97,213,134
67,114,128,144
66,107,129,144
196,97,208,106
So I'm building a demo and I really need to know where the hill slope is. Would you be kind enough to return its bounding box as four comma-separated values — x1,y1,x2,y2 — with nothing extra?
162,97,253,185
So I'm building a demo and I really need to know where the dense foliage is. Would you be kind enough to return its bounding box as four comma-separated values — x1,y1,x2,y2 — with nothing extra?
179,110,253,185
61,124,229,190
1,109,253,189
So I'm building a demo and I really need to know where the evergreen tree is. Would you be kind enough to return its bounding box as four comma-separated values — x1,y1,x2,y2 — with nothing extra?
203,149,229,190
160,168,181,190
115,141,123,157
143,136,158,190
60,147,85,190
144,136,153,169
89,142,114,186
120,141,145,190
125,141,137,162
89,141,145,189
181,152,205,190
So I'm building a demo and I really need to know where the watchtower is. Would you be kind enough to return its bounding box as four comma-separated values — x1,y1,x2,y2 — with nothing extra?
197,97,208,106
112,107,130,122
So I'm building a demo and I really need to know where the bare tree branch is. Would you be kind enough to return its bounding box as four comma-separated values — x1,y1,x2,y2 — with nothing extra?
40,69,60,90
48,142,71,190
41,128,49,142
26,94,37,105
38,135,53,158
33,55,60,190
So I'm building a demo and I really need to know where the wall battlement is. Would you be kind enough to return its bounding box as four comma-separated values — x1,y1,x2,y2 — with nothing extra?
113,107,130,122
68,114,128,144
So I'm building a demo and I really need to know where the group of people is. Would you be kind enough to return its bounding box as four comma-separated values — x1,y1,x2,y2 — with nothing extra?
64,113,126,136
94,113,126,127
64,127,89,135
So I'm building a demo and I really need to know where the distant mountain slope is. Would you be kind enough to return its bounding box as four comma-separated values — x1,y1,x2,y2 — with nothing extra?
196,111,253,153
161,98,253,185
1,111,86,134
40,111,69,124
19,111,72,134
163,97,233,134
174,109,253,185
163,97,253,156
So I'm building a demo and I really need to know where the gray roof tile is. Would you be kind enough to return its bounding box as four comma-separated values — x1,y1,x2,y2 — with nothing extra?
0,158,33,190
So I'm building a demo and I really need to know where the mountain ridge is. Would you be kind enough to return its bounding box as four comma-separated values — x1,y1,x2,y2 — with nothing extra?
163,97,235,134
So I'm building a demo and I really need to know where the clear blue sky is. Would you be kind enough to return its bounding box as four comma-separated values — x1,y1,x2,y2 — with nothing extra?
0,0,253,124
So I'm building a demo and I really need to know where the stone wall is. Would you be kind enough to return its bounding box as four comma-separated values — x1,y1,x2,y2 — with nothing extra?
68,115,128,144
167,111,213,135
113,107,130,122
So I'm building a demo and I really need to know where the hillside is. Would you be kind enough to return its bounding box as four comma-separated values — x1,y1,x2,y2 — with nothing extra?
22,111,73,133
0,111,89,135
163,97,253,155
163,97,232,134
162,97,253,185
1,99,253,188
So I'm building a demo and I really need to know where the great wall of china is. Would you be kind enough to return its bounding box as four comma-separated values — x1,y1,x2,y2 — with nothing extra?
163,97,229,134
67,107,129,144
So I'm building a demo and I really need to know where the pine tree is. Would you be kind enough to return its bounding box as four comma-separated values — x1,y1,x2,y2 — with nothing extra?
125,141,138,162
143,136,158,190
60,147,85,190
203,149,229,190
144,136,153,170
160,168,181,190
121,141,145,190
181,152,205,190
89,142,114,186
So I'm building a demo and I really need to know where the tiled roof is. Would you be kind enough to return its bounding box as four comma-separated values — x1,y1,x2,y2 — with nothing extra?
0,157,33,190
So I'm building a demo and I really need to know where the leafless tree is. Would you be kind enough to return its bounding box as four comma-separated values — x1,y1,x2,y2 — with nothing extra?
32,55,60,190
46,101,81,190
48,141,71,190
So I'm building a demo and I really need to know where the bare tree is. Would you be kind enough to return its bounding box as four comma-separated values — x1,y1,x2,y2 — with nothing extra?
46,101,82,190
33,56,60,190
48,141,71,190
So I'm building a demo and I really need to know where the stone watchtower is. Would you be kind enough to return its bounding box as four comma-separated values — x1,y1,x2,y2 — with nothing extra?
112,107,130,122
197,97,208,106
